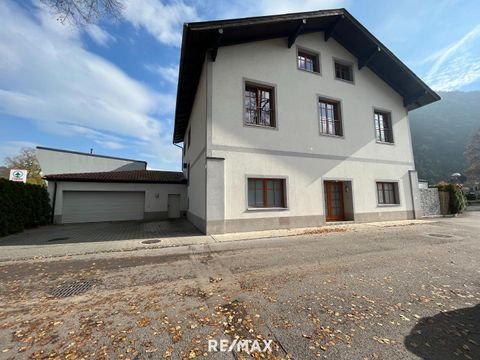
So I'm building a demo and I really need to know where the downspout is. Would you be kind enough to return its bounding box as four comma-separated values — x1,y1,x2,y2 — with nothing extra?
173,142,186,218
174,142,185,173
50,181,57,224
173,143,184,163
408,170,417,219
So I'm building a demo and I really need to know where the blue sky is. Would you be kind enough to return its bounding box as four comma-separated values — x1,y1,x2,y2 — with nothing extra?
1,0,479,170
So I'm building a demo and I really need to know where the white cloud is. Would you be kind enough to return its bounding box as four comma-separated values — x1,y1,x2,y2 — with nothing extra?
123,0,198,46
424,24,480,91
145,64,179,84
85,24,116,46
64,124,127,149
0,1,180,169
0,141,39,163
0,2,175,141
257,0,348,15
210,0,348,19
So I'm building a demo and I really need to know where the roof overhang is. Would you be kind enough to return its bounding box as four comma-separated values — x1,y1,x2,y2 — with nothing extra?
173,8,440,143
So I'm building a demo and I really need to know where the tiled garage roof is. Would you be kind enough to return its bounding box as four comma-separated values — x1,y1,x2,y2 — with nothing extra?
44,170,187,184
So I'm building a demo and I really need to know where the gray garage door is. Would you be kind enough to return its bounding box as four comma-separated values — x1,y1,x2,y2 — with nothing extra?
62,191,145,224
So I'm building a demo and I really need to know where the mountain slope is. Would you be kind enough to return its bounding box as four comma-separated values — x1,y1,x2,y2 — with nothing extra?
409,91,480,183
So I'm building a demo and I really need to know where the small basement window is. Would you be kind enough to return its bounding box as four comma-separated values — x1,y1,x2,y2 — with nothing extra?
376,182,399,205
297,49,320,73
244,82,276,128
248,178,286,208
334,61,353,82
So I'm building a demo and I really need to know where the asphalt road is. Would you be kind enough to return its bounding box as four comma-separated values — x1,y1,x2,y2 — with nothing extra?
0,212,479,359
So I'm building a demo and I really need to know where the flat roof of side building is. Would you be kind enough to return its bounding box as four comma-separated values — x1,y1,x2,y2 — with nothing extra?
36,146,147,165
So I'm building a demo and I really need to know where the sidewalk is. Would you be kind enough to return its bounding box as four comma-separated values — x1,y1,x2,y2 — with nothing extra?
0,219,433,262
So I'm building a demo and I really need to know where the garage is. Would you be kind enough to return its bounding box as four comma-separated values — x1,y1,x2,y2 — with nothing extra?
62,191,145,223
45,170,188,224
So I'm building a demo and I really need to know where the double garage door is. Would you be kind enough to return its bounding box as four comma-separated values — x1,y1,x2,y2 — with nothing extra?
62,191,145,224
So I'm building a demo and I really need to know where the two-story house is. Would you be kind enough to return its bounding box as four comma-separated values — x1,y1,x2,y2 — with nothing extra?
175,9,440,234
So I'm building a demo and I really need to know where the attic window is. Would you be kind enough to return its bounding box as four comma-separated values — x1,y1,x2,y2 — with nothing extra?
297,49,320,73
334,60,353,82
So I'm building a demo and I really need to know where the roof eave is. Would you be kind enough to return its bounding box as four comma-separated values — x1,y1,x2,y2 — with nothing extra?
173,24,190,144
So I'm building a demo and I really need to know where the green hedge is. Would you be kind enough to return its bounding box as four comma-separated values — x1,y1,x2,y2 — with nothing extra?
0,179,51,236
436,182,468,214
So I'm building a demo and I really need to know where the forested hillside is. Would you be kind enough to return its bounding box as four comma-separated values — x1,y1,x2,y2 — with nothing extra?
410,91,480,183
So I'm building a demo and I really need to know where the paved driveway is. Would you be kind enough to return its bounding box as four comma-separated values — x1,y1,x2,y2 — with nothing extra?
0,219,201,246
0,219,205,261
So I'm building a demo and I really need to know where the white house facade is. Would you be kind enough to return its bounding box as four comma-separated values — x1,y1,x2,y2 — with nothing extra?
174,9,440,234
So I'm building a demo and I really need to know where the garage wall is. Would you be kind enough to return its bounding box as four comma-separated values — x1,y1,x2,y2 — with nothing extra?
49,181,187,224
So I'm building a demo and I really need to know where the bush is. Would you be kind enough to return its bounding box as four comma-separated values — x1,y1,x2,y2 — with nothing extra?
435,182,467,214
0,179,51,237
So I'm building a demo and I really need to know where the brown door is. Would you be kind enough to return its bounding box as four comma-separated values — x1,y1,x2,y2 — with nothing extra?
324,181,345,221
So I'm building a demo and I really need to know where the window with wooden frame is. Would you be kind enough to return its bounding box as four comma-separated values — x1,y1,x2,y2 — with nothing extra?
248,178,286,208
374,111,394,143
318,98,343,136
334,61,353,82
244,82,275,128
297,49,320,73
376,182,399,205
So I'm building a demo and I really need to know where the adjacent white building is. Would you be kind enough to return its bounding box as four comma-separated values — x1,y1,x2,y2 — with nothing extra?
40,147,187,224
37,146,147,175
174,9,440,234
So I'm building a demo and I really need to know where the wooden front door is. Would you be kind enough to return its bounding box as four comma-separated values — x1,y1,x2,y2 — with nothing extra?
324,181,345,221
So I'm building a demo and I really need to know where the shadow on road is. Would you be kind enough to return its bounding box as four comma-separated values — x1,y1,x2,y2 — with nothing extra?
404,304,480,360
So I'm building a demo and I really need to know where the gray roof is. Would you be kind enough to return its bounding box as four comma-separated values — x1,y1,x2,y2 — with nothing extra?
44,170,186,184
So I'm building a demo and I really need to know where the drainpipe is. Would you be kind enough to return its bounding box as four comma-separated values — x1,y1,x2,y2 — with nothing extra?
51,181,57,224
173,142,184,164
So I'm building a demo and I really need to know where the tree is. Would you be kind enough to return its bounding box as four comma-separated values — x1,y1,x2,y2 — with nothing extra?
0,167,9,179
465,127,480,184
4,148,44,186
40,0,123,25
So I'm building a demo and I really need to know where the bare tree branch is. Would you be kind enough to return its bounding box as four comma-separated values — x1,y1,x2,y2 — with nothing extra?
41,0,124,25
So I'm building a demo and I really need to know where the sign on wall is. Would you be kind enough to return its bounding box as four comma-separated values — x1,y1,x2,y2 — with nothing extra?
9,169,28,183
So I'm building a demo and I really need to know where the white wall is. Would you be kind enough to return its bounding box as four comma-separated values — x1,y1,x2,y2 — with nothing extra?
48,181,187,222
37,148,146,175
211,33,413,163
204,33,417,227
184,58,208,229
